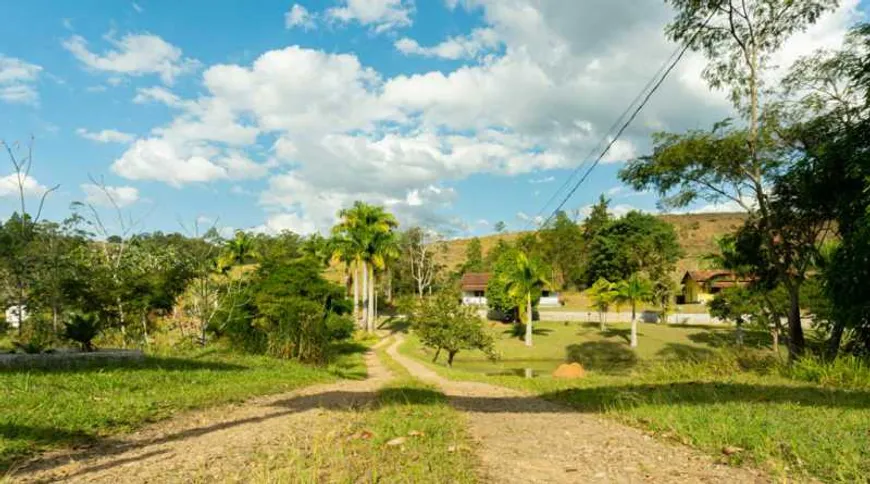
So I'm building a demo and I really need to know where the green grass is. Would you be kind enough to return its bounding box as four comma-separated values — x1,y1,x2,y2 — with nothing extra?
246,344,479,483
0,342,368,471
400,323,870,483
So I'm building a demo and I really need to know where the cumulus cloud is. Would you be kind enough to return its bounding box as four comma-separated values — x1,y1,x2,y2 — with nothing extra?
326,0,413,33
395,28,500,60
77,128,135,144
0,174,47,197
285,4,316,30
62,33,199,84
0,55,42,104
108,0,859,233
81,183,140,207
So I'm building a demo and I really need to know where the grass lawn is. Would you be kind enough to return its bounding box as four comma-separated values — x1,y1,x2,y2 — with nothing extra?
247,342,479,483
401,322,870,483
0,342,367,471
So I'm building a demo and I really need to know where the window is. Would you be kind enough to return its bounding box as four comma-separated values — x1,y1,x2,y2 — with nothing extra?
542,290,551,297
474,290,485,297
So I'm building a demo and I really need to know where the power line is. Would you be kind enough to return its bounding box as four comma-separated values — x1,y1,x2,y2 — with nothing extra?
532,10,715,232
526,44,684,230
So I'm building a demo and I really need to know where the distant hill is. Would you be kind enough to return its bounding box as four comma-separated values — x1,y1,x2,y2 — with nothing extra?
438,212,748,277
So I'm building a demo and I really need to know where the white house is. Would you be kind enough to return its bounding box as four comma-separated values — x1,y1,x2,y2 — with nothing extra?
460,273,560,307
4,305,28,329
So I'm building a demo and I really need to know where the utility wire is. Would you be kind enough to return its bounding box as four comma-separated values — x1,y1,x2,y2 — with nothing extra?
532,10,715,232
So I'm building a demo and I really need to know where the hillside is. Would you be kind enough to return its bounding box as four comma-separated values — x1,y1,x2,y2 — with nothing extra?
438,212,747,276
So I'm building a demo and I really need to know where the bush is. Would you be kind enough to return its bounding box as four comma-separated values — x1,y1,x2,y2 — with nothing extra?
410,291,496,367
785,354,870,390
259,297,332,363
13,317,56,354
63,312,102,352
486,308,539,323
326,313,355,341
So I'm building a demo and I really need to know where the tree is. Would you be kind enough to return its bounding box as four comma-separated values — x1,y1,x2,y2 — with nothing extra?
582,195,611,244
494,221,507,233
221,230,257,270
588,278,617,331
462,237,485,273
410,291,495,367
502,251,550,347
615,273,653,349
332,202,398,332
622,0,839,360
403,227,444,298
584,211,682,286
539,211,584,288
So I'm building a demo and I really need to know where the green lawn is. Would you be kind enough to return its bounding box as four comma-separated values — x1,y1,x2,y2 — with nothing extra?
0,342,367,471
247,342,479,483
401,322,870,483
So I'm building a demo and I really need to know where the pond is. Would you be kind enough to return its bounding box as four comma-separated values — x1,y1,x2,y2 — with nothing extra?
450,359,565,378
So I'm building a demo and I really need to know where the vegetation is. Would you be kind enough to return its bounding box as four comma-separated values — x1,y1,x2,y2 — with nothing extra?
408,291,495,367
401,321,870,482
0,345,367,470
615,274,654,348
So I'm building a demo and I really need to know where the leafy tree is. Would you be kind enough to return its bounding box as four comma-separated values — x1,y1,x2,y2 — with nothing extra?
539,210,584,288
220,230,257,270
502,252,550,347
582,195,611,244
588,278,617,331
615,273,653,349
493,221,507,233
462,237,485,273
622,0,839,359
63,312,101,352
585,211,682,286
410,291,495,367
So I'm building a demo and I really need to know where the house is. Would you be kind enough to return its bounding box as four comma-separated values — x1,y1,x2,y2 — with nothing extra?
681,270,752,304
460,272,561,307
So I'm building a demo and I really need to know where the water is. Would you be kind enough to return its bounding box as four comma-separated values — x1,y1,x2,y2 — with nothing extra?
451,359,564,379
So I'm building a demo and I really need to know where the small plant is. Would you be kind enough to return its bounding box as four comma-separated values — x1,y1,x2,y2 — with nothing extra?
13,317,56,354
64,312,102,352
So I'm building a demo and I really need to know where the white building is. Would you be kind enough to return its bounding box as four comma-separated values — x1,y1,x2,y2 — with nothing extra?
4,305,28,329
460,273,560,307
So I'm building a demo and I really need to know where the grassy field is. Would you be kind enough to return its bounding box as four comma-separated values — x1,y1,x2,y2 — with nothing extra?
246,342,479,483
0,342,368,471
400,322,870,483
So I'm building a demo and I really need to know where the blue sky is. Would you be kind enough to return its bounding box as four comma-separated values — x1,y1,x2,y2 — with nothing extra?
1,0,866,237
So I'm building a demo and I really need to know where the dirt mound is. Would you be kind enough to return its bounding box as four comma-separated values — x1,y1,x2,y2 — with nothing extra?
552,363,586,379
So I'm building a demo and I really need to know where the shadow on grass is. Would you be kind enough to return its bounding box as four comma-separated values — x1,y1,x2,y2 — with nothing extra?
0,355,248,374
688,329,772,350
656,343,715,362
565,342,638,373
501,326,553,339
600,328,633,344
10,379,870,478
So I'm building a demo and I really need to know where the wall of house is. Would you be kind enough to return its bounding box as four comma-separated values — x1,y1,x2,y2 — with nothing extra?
461,292,487,306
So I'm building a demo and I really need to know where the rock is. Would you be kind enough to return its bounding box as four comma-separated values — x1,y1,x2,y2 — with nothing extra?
407,430,424,437
552,362,586,379
386,437,407,447
722,446,744,456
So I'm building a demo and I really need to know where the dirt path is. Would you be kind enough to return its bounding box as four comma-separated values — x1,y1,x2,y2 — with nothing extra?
11,345,394,484
386,336,769,484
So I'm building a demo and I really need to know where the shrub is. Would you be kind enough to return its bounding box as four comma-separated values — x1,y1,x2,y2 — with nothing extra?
326,313,355,341
259,297,331,363
63,312,102,352
13,317,56,354
410,291,496,367
785,354,870,390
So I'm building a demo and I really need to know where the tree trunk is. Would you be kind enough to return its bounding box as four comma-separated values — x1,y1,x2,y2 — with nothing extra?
352,265,359,326
786,285,805,361
386,268,393,303
141,312,149,345
447,350,457,367
361,260,369,330
826,320,845,360
772,326,780,354
630,301,638,348
432,347,441,363
599,311,605,332
736,321,744,346
525,293,533,347
368,265,375,333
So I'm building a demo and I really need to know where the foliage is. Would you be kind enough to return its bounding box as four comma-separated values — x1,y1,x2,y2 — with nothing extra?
588,278,617,330
615,273,653,348
585,211,682,286
501,251,550,347
63,312,101,352
539,210,584,288
462,237,485,273
409,292,495,367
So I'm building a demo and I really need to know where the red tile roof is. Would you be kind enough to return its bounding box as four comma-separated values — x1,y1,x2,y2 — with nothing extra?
460,272,491,291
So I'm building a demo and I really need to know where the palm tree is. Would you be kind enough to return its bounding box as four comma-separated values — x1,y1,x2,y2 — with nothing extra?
332,202,398,332
219,230,256,272
368,230,400,326
503,252,550,347
588,278,617,331
615,273,653,348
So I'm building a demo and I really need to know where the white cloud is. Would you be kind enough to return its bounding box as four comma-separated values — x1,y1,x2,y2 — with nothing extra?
81,183,140,207
132,2,143,13
255,212,318,235
133,86,185,107
285,4,316,30
529,176,554,184
62,33,199,84
0,55,42,104
327,0,413,33
395,28,500,60
77,128,135,144
0,174,47,197
112,138,228,186
606,186,624,196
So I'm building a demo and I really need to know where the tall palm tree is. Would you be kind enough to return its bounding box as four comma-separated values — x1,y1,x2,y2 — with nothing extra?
503,251,550,347
368,230,400,327
332,202,398,332
219,230,256,272
615,273,653,348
